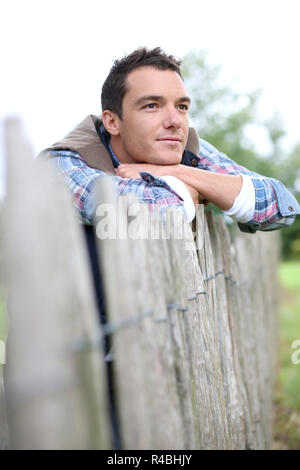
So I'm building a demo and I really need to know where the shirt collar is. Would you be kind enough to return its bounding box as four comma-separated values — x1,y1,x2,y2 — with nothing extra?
181,149,200,166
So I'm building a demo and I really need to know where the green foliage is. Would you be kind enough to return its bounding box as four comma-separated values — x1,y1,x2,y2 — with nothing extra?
281,217,300,260
182,50,268,170
278,262,300,411
182,50,300,259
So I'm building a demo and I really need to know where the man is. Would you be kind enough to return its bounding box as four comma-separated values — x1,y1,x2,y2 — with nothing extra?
40,47,300,233
38,47,300,449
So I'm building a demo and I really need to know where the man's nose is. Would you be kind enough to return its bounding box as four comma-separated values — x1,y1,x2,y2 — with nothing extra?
162,107,182,129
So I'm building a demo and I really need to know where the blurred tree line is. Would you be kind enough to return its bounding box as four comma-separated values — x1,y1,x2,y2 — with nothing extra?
182,50,300,259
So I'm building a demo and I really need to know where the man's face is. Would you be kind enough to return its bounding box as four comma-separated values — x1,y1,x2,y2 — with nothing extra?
113,66,190,165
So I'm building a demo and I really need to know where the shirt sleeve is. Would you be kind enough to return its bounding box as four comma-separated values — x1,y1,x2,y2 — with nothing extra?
197,137,300,232
50,150,187,225
223,174,255,223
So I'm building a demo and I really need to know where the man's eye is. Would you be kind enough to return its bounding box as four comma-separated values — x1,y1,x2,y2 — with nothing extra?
144,103,158,109
178,104,189,111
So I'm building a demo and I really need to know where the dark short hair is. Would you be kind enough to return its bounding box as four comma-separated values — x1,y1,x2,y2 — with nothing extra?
101,47,182,119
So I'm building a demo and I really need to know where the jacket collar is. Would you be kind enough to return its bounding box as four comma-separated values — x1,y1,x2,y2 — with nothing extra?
47,114,200,173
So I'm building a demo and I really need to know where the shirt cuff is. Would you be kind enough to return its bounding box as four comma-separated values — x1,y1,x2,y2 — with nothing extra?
223,174,255,223
159,175,196,223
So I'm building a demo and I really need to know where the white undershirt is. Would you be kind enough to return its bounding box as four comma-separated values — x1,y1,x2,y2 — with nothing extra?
160,173,255,224
160,175,196,223
223,174,255,222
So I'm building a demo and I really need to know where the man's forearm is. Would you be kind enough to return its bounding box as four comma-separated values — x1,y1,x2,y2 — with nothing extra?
170,164,242,211
116,162,242,211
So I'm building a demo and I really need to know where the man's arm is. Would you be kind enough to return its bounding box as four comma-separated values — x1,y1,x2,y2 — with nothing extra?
198,137,300,231
117,164,242,211
116,136,300,232
50,150,196,224
172,165,243,210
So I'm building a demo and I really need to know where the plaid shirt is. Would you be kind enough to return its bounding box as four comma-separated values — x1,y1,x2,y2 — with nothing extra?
49,128,299,232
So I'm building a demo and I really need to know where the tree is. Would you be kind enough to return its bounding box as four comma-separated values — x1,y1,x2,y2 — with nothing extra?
277,143,300,259
182,50,300,258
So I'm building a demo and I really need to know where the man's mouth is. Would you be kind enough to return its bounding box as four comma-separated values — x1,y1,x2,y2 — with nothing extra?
157,136,182,144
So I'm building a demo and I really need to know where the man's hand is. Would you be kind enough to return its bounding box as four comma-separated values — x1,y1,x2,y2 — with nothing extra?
115,162,242,211
184,182,208,207
115,163,171,179
115,163,208,208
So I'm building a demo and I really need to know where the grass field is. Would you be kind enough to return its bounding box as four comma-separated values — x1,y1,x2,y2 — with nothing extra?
273,261,300,449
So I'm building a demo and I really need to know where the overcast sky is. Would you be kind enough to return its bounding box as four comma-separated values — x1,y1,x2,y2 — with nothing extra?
1,0,300,198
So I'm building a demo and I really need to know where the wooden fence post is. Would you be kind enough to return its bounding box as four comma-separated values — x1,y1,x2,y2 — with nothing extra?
2,118,111,449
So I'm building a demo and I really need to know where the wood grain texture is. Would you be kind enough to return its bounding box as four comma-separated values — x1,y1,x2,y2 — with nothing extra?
3,118,111,449
95,184,279,450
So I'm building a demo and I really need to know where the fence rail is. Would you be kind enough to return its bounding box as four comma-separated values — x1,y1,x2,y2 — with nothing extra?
0,118,280,449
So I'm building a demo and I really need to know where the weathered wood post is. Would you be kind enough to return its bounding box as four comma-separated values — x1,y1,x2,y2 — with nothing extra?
2,118,111,449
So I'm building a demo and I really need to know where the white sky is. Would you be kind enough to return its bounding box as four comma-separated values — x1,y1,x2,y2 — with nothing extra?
1,0,300,198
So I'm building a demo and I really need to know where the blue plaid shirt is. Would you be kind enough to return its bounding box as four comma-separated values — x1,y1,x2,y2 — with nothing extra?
49,125,300,232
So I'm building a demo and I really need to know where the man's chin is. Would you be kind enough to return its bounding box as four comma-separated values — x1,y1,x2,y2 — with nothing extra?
150,152,183,166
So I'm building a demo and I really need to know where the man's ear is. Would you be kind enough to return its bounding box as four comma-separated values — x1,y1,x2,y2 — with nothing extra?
102,110,121,136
